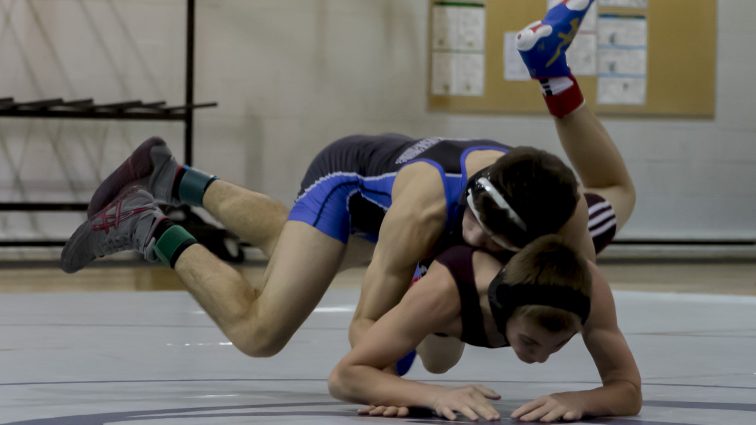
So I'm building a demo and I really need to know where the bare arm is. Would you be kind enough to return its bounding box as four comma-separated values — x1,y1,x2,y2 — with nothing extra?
331,262,501,421
575,262,642,416
558,194,597,262
512,262,641,422
349,163,447,347
518,263,641,422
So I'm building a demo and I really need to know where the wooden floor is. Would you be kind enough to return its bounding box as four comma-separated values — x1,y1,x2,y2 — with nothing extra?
1,259,755,295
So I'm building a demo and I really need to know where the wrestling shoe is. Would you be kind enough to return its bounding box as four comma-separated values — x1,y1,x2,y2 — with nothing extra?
88,137,181,217
516,0,594,78
62,186,166,273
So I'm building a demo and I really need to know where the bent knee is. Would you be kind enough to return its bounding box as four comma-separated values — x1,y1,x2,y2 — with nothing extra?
228,323,291,358
422,363,453,374
420,357,454,374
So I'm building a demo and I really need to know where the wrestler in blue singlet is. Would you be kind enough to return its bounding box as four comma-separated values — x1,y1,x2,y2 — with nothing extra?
289,133,510,250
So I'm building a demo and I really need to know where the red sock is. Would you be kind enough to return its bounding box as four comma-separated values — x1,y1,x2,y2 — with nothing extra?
539,75,585,118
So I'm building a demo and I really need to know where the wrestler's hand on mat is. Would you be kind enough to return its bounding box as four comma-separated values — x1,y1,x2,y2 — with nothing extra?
357,405,410,417
511,392,585,422
431,385,501,421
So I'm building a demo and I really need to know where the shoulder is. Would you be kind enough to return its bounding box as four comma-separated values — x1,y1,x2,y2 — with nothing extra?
464,149,507,176
587,261,611,301
432,246,503,292
584,261,619,331
435,245,476,264
471,250,503,288
389,162,448,222
406,260,462,319
432,246,502,274
558,194,597,261
393,161,446,197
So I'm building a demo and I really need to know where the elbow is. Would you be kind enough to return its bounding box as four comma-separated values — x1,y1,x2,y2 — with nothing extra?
619,380,643,416
630,383,643,416
328,366,346,400
328,364,355,402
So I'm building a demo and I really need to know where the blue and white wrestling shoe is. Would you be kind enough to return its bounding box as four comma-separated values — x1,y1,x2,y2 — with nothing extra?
516,0,594,79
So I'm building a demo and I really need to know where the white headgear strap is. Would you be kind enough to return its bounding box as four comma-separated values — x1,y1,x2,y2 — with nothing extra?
472,176,527,231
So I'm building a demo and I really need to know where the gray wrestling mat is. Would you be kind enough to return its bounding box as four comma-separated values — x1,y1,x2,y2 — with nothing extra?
1,288,754,424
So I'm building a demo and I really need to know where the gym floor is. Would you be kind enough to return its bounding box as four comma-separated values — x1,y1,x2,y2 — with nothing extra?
1,256,755,425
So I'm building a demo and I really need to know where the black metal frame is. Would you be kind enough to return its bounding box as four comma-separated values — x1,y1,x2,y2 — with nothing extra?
0,0,215,246
0,98,216,122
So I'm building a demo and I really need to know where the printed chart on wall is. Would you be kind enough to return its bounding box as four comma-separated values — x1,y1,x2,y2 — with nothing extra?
597,0,648,105
428,0,717,117
430,1,486,96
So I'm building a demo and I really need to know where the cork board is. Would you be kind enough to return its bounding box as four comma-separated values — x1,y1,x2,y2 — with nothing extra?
427,0,717,117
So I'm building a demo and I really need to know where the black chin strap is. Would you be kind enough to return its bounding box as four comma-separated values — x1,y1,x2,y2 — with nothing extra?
488,269,591,334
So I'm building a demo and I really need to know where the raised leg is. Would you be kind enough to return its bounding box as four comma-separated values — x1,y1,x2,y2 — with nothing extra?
554,105,635,229
517,0,635,229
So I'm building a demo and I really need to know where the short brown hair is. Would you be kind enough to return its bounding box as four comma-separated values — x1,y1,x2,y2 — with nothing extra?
505,235,591,332
475,147,579,248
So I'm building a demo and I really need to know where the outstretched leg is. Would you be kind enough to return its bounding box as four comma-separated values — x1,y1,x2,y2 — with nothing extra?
553,106,635,230
64,187,347,357
69,138,351,357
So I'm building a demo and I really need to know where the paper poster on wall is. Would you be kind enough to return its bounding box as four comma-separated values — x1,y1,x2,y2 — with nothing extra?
432,5,485,51
503,32,531,81
567,34,598,76
598,0,648,9
598,14,647,46
598,78,646,104
432,53,454,94
432,52,485,96
431,3,485,96
597,14,647,105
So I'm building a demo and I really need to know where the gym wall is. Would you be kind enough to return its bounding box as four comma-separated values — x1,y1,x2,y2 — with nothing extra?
0,0,754,242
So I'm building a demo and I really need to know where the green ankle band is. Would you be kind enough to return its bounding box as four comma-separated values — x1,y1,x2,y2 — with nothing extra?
178,166,218,206
155,225,197,267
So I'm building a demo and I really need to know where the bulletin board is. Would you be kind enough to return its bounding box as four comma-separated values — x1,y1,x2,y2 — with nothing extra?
427,0,717,117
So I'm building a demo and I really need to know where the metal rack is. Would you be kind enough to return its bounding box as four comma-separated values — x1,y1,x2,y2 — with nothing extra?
0,97,216,123
0,0,216,246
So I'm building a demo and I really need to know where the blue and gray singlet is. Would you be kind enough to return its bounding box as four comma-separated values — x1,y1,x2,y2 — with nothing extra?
288,133,510,245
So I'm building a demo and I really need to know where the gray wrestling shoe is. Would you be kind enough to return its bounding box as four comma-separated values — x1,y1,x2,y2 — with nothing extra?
62,186,166,273
87,137,181,217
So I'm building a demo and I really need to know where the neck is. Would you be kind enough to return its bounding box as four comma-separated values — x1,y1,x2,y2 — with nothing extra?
464,150,506,178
